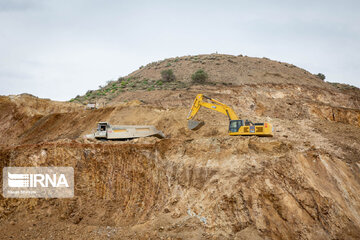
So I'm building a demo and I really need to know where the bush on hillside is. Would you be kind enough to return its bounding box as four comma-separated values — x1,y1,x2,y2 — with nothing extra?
316,73,326,80
191,69,208,83
161,69,175,82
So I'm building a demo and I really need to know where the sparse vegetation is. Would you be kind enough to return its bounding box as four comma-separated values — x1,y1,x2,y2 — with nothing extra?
161,69,175,82
73,54,340,105
191,69,208,83
317,73,326,80
328,82,358,90
120,81,127,87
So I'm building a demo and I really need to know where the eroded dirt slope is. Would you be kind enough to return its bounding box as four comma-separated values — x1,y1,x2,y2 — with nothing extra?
0,77,360,239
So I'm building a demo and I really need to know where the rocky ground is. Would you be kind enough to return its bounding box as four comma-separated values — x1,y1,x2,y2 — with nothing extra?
0,54,360,239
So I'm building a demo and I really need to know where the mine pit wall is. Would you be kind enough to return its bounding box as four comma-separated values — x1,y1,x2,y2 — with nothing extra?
1,83,359,147
307,103,360,126
0,106,116,146
162,138,360,239
0,142,170,227
1,138,360,239
236,85,360,126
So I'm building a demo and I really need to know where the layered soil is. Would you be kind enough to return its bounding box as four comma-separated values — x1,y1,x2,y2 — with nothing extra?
0,55,360,239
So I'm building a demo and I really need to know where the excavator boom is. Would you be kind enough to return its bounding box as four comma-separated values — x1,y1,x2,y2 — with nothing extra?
187,94,239,120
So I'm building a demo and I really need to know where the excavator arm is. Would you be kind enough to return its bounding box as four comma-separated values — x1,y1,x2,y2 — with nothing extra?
187,94,240,130
187,94,239,120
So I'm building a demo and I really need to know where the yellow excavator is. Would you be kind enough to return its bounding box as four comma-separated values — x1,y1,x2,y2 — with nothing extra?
187,94,273,137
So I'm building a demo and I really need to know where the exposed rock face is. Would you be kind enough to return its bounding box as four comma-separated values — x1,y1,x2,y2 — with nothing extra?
1,136,359,239
0,55,360,239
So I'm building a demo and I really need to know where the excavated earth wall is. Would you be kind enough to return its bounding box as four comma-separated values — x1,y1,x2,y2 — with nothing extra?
0,81,359,239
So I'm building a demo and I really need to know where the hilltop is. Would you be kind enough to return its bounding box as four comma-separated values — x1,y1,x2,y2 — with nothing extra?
70,54,360,105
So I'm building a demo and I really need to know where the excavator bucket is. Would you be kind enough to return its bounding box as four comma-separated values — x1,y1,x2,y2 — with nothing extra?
187,120,205,130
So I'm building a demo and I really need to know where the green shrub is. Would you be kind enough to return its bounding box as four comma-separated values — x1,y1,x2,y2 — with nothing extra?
96,91,105,96
156,80,163,86
316,73,326,80
191,69,208,83
161,69,175,82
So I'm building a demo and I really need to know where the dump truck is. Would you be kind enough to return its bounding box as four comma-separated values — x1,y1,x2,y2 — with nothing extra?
89,122,165,140
187,94,273,137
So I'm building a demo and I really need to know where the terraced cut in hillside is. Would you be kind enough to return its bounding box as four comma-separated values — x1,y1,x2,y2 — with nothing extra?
0,54,360,239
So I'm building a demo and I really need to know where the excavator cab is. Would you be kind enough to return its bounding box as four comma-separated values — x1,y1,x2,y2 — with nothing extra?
229,120,243,133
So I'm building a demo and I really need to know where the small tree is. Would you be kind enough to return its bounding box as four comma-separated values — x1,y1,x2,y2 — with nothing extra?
161,69,175,82
191,69,208,83
316,73,326,80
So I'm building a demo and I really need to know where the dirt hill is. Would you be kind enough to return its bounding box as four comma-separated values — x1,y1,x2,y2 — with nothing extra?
129,54,329,86
71,54,359,105
0,55,360,239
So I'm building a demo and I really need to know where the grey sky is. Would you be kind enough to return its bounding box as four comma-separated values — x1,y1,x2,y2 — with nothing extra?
0,0,359,101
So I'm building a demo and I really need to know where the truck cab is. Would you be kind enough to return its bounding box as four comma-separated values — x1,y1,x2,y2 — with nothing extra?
94,122,109,139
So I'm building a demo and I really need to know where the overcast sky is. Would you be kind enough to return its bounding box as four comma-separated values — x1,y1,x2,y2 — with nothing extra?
0,0,359,101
